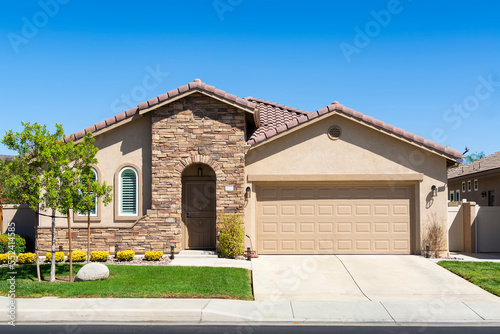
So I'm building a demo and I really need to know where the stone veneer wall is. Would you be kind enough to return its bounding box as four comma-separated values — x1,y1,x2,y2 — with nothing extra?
38,93,247,254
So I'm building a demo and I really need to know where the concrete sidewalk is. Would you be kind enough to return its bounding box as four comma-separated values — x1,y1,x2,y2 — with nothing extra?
3,297,500,324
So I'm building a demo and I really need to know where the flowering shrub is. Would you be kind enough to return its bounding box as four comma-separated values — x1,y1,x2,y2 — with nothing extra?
67,250,87,262
90,251,109,262
18,252,36,264
0,234,26,254
46,252,65,262
0,253,10,264
144,250,163,261
116,250,135,261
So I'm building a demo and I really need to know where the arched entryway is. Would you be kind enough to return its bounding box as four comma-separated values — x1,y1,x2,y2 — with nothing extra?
181,163,216,250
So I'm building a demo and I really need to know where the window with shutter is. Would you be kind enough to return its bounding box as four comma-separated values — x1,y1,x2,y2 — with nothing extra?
120,167,138,216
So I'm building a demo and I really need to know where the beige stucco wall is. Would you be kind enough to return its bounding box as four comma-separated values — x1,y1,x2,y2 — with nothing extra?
2,204,36,239
38,114,152,229
449,172,500,207
245,113,450,254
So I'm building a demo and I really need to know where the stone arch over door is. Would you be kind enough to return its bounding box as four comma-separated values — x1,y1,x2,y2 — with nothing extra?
181,163,217,250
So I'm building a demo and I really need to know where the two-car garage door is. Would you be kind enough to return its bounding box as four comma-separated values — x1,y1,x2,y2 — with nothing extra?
256,185,412,254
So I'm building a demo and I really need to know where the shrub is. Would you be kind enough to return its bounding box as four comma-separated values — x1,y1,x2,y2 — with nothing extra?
116,250,135,261
46,252,65,262
422,214,448,258
0,253,10,264
0,234,26,254
67,250,87,262
218,214,245,258
90,251,110,262
144,250,163,261
18,252,36,264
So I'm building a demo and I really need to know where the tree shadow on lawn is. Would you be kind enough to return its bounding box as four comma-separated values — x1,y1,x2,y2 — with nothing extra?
0,264,84,281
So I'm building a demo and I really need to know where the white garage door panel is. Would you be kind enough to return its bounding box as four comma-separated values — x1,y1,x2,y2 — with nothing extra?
257,186,411,254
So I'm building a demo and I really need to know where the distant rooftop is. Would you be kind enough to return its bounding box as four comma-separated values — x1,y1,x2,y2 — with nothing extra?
448,151,500,179
0,155,14,161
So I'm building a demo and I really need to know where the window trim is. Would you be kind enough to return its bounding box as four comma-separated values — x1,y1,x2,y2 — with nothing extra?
74,166,102,222
467,180,471,192
474,179,478,191
462,182,466,193
119,167,138,216
114,164,142,221
449,191,454,202
456,190,460,202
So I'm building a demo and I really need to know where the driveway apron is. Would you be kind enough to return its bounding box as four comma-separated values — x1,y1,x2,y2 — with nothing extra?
252,255,500,302
252,255,368,301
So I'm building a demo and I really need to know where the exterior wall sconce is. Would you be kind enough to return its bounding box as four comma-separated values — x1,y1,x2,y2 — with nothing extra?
431,185,437,197
245,186,251,199
197,165,203,177
482,191,487,198
170,245,175,260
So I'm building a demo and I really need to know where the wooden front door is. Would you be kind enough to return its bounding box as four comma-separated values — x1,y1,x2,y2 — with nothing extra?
183,179,216,249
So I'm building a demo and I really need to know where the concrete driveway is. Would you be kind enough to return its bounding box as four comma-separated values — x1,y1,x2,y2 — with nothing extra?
252,255,500,302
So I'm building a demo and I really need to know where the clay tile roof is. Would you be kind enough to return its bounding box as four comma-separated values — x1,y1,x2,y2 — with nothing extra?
448,151,500,179
67,79,462,161
69,79,257,141
244,97,309,142
248,100,462,160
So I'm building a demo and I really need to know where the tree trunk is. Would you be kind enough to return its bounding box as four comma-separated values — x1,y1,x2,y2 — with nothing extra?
35,206,41,282
49,209,56,282
87,210,90,263
0,183,3,234
87,182,91,263
68,212,73,282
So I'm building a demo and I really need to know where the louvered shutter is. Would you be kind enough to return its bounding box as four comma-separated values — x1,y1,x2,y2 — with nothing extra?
89,170,97,215
120,169,137,215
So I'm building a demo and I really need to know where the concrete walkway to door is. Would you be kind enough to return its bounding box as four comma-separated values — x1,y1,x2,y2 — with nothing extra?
252,255,500,302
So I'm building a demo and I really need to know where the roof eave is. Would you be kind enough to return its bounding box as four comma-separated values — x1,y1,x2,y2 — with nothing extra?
247,105,462,163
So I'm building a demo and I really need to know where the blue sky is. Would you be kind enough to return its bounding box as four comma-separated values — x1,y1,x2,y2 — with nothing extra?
1,0,499,157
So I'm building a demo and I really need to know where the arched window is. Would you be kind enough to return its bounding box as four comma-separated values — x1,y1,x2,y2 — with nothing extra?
78,168,98,217
119,167,138,216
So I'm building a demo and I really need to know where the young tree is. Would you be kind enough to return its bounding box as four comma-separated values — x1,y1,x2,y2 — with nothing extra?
72,133,112,265
1,122,66,282
464,151,486,164
2,124,112,282
44,132,112,281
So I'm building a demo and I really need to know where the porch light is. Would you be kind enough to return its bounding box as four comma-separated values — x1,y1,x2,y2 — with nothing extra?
198,165,203,177
482,191,487,198
245,186,251,199
431,185,437,197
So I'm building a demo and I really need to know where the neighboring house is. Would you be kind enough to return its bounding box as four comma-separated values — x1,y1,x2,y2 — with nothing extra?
448,151,500,206
34,79,462,255
0,155,14,161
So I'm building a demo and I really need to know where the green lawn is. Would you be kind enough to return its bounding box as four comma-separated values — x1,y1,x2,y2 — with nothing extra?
0,264,253,300
438,261,500,297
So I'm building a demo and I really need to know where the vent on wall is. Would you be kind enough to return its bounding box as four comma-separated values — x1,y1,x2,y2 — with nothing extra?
193,109,205,121
327,125,342,140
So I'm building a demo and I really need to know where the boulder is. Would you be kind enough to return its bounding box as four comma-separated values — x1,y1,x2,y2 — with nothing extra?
74,263,109,282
